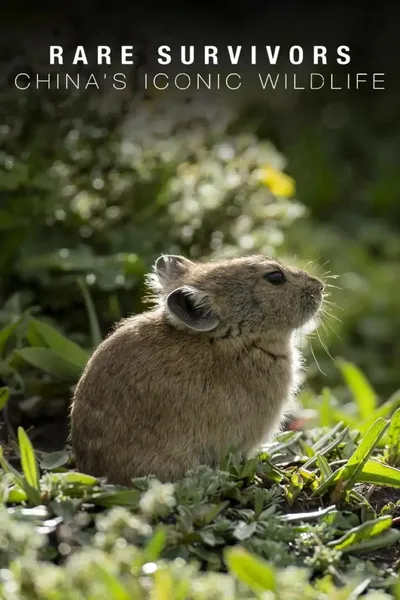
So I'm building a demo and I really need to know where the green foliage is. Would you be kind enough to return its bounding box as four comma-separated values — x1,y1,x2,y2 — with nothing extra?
0,379,399,597
1,84,399,397
1,53,400,599
336,359,378,419
300,362,400,437
0,92,304,349
385,409,400,468
17,427,40,495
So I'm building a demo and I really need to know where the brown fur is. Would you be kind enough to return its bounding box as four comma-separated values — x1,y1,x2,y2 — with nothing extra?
70,254,324,485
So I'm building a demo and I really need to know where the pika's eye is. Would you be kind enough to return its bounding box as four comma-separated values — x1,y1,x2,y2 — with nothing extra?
264,270,286,285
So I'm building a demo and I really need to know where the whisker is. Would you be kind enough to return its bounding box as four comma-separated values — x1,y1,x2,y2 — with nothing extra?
322,298,342,310
319,260,330,271
305,258,319,269
321,302,343,323
320,311,342,340
309,337,326,376
322,310,342,325
322,301,344,314
316,327,334,360
320,320,330,337
325,320,342,340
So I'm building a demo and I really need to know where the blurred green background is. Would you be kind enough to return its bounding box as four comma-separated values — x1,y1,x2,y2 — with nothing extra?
0,67,399,444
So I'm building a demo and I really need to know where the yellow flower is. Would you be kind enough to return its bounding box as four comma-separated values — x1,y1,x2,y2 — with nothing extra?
259,165,296,198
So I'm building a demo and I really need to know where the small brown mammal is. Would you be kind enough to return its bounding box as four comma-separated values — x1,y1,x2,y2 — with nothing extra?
70,254,324,485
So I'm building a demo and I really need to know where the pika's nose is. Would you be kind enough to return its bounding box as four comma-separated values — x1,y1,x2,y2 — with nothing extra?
309,276,324,293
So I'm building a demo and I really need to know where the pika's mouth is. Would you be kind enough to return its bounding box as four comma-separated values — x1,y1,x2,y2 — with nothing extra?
300,289,323,324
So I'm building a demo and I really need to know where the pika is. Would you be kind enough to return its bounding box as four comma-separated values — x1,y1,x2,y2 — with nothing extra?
70,254,324,485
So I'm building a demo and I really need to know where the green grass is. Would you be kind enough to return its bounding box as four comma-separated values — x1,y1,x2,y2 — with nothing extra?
0,317,400,598
0,397,400,598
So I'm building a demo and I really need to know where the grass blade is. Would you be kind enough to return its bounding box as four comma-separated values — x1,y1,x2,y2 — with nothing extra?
0,387,10,410
303,426,349,470
0,318,22,357
224,546,276,593
14,347,83,379
328,515,392,551
92,564,132,600
387,407,400,467
17,426,40,491
89,489,140,508
142,528,167,562
343,418,389,490
78,277,102,348
312,421,345,452
339,529,400,555
317,455,333,481
28,318,89,368
0,445,25,488
320,387,332,427
0,445,41,506
365,389,400,422
314,418,389,495
336,359,377,419
356,459,400,488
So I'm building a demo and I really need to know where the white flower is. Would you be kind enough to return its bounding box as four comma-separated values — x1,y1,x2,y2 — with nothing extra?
139,481,176,518
364,593,395,600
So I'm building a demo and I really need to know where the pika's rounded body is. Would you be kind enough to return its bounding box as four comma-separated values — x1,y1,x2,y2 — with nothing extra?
70,254,323,485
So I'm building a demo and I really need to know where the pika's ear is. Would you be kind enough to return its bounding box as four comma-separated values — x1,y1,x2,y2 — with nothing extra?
154,255,194,288
166,286,220,332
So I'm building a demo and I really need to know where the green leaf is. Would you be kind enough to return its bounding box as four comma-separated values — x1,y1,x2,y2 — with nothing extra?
304,425,349,470
7,487,28,504
14,347,83,379
0,446,41,506
142,528,167,562
328,515,394,551
52,472,98,486
314,418,389,494
0,387,10,410
393,578,400,600
353,389,400,437
153,567,175,600
263,431,303,455
17,426,40,491
89,489,140,508
356,459,400,488
39,450,70,470
340,529,400,554
224,546,276,594
26,321,47,348
285,473,303,506
0,318,22,357
191,501,229,527
0,445,25,488
331,409,358,429
233,521,257,541
365,389,400,422
78,278,102,348
320,387,333,427
336,359,377,420
254,487,265,517
92,564,132,600
298,439,315,458
28,318,89,368
342,418,389,490
317,455,333,481
312,421,345,452
387,407,400,466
